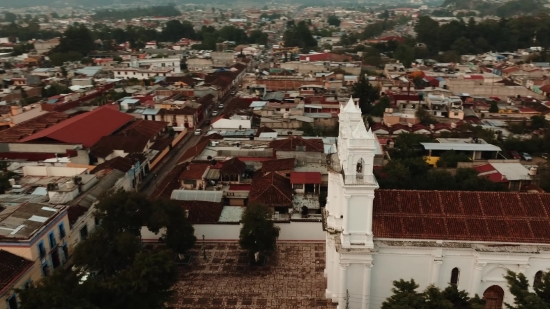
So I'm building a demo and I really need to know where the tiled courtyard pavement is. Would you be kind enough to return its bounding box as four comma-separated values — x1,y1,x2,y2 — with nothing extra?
169,242,337,309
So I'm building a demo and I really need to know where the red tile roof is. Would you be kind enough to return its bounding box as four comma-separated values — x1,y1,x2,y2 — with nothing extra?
118,119,167,139
373,190,550,243
178,163,211,180
0,111,69,143
228,184,251,191
19,106,134,148
220,157,246,174
269,136,324,153
178,140,209,163
249,172,293,207
290,172,322,184
261,158,295,173
91,156,133,173
150,163,188,200
182,201,224,224
0,250,34,296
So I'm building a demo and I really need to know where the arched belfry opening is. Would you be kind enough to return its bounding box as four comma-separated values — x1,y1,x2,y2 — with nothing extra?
356,158,364,180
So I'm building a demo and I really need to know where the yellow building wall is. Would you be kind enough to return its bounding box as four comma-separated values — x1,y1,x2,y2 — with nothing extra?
0,264,42,309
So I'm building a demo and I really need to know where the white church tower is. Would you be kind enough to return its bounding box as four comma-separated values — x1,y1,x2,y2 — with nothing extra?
324,100,550,309
325,97,378,309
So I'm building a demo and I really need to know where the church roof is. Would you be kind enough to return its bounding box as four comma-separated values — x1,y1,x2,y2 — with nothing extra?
373,190,550,244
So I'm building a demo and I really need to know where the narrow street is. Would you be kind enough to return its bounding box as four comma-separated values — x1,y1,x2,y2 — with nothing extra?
140,91,236,197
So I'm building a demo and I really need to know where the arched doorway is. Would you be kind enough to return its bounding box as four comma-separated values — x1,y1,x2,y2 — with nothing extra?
483,285,504,309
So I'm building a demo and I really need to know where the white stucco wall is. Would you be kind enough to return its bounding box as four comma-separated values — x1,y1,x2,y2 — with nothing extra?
325,240,550,309
141,221,325,242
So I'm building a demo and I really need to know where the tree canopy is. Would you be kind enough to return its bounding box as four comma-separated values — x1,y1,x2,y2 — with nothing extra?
505,270,550,309
283,20,317,51
382,279,485,309
352,73,380,114
327,15,341,27
239,203,280,257
19,191,195,309
92,5,181,21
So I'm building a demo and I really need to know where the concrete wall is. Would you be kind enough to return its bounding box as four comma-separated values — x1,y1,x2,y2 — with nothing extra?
12,107,47,125
22,166,88,177
212,119,252,129
141,221,325,242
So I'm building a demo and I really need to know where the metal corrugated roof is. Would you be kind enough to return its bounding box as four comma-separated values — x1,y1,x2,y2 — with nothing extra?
171,190,223,202
421,142,501,152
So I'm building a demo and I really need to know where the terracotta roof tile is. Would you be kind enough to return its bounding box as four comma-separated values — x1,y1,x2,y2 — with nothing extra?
261,158,295,173
0,250,33,295
220,157,246,174
269,136,324,153
249,172,293,207
255,126,276,137
178,163,211,180
19,107,134,148
182,201,224,224
91,156,133,173
373,190,550,244
0,111,69,143
178,140,209,163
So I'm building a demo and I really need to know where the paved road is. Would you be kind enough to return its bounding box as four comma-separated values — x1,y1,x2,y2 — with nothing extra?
140,92,235,197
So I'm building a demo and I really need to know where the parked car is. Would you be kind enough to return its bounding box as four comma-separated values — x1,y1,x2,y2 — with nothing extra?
194,129,202,135
212,111,218,116
509,151,521,160
218,103,224,109
543,153,549,160
521,152,532,161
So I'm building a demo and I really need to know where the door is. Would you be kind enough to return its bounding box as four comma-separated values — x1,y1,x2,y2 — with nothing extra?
483,285,504,309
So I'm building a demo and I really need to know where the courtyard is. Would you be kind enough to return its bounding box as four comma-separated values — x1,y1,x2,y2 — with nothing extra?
169,242,336,309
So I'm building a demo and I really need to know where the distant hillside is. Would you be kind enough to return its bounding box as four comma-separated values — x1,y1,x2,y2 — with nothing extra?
441,0,545,17
441,0,477,10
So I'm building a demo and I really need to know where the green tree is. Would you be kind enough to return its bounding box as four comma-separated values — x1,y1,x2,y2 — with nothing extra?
327,15,341,27
382,279,426,309
352,73,380,114
416,107,437,125
20,191,183,309
489,101,499,113
148,199,196,255
371,95,391,117
54,24,95,55
283,20,317,51
436,150,471,168
161,20,197,42
239,203,280,261
393,44,415,67
451,37,475,55
531,115,548,130
505,270,550,309
382,279,485,309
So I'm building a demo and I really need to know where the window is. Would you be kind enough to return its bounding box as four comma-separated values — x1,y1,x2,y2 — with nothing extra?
80,225,88,241
296,146,305,151
94,216,101,227
58,223,66,239
450,267,460,285
7,294,18,309
293,184,303,190
454,112,459,116
535,271,543,287
48,231,56,249
37,241,46,259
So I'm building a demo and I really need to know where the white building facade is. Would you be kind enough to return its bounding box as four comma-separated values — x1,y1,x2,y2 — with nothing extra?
325,97,550,309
